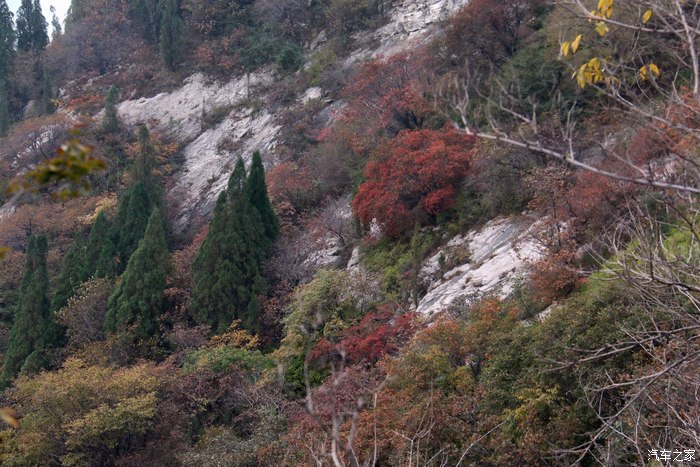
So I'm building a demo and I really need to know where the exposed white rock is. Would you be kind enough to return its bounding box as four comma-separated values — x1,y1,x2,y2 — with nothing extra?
346,247,362,276
348,0,469,62
417,215,544,314
115,71,281,234
117,72,273,141
300,87,323,104
170,108,280,235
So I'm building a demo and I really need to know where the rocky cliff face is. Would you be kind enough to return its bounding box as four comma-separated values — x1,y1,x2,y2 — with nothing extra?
417,215,544,314
115,0,471,236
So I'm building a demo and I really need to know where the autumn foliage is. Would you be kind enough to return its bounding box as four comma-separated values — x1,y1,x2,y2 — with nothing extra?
353,128,476,237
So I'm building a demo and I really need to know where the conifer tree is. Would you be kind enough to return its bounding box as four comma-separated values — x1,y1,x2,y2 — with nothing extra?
158,0,182,70
116,181,152,271
82,211,110,280
102,84,120,133
0,79,9,137
95,232,120,278
66,0,87,28
104,209,170,338
246,151,278,244
52,241,84,311
1,235,59,387
191,158,268,333
97,127,161,276
16,0,47,52
15,0,32,51
50,5,61,40
0,1,14,80
30,0,48,49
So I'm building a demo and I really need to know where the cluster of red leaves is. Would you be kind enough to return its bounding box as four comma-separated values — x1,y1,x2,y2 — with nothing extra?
310,308,419,366
352,128,476,237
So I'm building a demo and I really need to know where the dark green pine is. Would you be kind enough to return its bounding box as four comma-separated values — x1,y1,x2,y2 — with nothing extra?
246,151,279,244
102,84,120,133
104,209,170,338
0,0,15,80
15,0,32,52
158,0,183,70
52,241,85,311
1,235,60,388
116,181,152,274
30,0,48,51
191,158,268,333
81,211,110,280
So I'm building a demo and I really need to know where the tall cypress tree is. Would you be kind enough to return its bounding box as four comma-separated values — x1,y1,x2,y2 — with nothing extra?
191,158,268,333
96,126,161,277
116,181,152,266
0,0,14,80
104,209,170,338
15,0,32,51
30,0,48,50
66,0,87,28
82,211,110,280
1,235,59,387
158,0,182,70
246,151,278,244
15,0,47,52
50,5,61,40
102,84,120,133
52,241,84,311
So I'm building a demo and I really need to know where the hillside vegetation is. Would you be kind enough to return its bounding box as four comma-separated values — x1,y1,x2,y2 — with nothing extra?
0,0,699,465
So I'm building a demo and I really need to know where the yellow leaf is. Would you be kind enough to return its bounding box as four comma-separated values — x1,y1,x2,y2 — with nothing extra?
571,34,583,54
640,65,648,80
560,41,570,57
649,63,660,76
595,21,610,36
642,9,653,23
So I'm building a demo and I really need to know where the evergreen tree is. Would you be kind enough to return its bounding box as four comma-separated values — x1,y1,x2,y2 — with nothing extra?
16,0,47,52
96,127,161,276
104,209,169,338
246,151,278,244
116,181,152,271
0,79,9,136
30,0,48,50
133,125,159,195
102,84,120,133
158,0,182,70
52,241,84,311
66,0,87,28
191,158,268,333
0,0,14,80
1,235,59,387
15,0,32,51
128,0,158,41
42,63,55,114
82,211,110,280
50,5,61,40
95,232,120,278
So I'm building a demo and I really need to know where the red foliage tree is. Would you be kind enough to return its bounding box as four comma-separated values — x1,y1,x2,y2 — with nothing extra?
310,308,419,366
352,128,476,237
